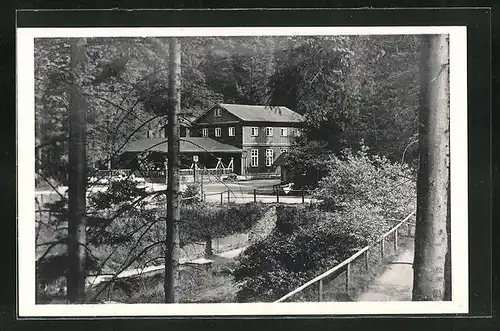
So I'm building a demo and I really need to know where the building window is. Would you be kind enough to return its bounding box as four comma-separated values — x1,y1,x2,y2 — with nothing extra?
265,149,274,167
294,128,302,137
215,108,222,117
215,127,221,137
229,127,235,137
202,128,208,137
251,149,258,167
280,128,288,136
265,127,273,136
280,148,288,154
147,130,153,138
251,127,259,137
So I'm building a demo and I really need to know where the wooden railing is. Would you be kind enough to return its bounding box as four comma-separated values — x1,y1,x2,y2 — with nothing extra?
274,209,416,303
180,167,232,179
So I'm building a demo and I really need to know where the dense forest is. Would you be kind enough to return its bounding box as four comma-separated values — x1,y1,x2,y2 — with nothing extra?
35,35,420,185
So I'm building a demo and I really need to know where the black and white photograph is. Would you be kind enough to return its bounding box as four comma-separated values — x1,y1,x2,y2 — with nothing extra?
17,20,471,317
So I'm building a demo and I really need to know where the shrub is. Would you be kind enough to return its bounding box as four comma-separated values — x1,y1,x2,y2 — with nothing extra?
180,202,269,245
233,146,416,303
284,140,333,188
313,144,416,220
181,183,201,204
233,204,389,302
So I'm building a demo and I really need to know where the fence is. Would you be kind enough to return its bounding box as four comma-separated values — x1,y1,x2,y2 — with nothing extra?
198,188,316,205
274,210,416,302
180,167,232,180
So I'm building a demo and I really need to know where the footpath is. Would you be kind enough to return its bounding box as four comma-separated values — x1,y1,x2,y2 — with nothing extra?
356,240,414,301
86,246,247,289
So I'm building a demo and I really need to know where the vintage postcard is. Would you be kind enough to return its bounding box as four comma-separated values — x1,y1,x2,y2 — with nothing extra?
18,20,469,317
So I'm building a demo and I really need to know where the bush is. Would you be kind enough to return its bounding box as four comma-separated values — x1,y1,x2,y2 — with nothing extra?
313,144,416,220
233,146,416,303
284,140,333,188
181,183,201,203
180,202,269,245
234,204,388,302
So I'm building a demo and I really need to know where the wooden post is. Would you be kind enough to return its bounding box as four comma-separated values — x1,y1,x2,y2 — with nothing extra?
221,192,223,204
165,37,181,303
318,280,323,302
227,190,230,203
276,187,280,203
345,263,351,294
254,189,257,203
301,188,305,204
381,239,385,259
204,235,213,258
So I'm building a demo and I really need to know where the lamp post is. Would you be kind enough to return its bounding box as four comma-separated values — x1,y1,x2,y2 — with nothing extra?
193,155,199,183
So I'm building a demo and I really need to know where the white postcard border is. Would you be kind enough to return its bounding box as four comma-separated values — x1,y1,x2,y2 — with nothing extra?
17,25,468,317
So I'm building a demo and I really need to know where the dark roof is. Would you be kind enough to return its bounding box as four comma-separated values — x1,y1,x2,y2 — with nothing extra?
273,151,289,166
122,137,243,154
218,104,304,123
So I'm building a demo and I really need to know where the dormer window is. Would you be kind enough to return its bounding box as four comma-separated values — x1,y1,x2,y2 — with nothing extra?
215,108,222,117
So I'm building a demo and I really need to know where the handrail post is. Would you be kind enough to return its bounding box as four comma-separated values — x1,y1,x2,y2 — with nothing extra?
381,238,385,259
407,222,411,236
228,190,230,203
318,280,323,302
254,189,257,202
277,187,280,203
345,263,350,294
220,192,223,204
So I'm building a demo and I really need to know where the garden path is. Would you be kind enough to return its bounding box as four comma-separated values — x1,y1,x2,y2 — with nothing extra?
356,240,415,302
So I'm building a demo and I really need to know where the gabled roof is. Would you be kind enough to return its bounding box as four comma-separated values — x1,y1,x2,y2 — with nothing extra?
122,137,243,154
218,104,304,123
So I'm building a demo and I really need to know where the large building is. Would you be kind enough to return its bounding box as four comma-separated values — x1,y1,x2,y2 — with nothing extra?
190,104,304,175
121,103,304,178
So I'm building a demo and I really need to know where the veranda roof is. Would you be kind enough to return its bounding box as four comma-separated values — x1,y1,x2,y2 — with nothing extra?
122,137,243,154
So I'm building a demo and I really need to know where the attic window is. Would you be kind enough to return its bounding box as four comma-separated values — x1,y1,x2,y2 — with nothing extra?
215,108,222,117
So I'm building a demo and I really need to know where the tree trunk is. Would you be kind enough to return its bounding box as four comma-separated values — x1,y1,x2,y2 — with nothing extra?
67,38,88,303
412,34,450,301
165,37,181,303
